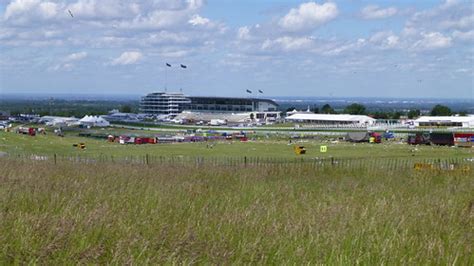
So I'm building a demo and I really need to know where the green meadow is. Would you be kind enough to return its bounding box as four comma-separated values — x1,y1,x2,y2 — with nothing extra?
0,159,472,264
1,129,473,264
0,130,472,160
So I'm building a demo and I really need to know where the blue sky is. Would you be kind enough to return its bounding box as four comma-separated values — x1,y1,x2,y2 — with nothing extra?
0,0,472,99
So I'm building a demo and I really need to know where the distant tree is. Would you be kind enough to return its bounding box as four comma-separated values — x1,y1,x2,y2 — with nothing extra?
250,113,254,120
120,105,132,113
321,104,335,114
310,106,319,113
344,103,366,115
38,111,49,116
391,111,402,119
430,104,452,116
286,107,296,112
407,109,421,119
458,111,468,116
370,112,388,119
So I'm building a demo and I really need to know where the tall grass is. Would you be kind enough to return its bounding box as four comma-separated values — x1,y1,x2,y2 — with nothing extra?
0,159,472,264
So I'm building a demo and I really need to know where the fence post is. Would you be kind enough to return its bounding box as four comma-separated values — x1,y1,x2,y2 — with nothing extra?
244,156,247,167
54,153,57,165
146,154,149,165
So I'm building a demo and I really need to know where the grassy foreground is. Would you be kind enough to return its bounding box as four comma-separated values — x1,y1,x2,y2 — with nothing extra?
0,159,472,264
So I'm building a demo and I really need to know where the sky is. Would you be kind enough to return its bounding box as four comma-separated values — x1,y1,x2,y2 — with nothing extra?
0,0,473,99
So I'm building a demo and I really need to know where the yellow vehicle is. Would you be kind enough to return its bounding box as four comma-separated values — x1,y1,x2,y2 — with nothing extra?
73,143,86,149
294,145,306,155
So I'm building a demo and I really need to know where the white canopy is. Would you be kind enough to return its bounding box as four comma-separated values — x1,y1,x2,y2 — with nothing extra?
79,115,110,127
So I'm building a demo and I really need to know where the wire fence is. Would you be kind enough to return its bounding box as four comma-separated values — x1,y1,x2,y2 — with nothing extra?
5,153,473,173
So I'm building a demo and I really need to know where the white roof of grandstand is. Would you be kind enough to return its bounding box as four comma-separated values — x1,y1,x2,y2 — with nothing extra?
39,116,78,121
415,116,474,122
286,113,375,122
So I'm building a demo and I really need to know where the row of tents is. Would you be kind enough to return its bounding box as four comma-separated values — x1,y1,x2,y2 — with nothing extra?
39,115,110,128
345,131,473,147
345,132,389,143
111,133,249,145
408,132,474,147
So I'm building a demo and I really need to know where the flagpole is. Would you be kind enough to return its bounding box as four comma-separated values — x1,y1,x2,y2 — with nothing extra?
179,64,187,92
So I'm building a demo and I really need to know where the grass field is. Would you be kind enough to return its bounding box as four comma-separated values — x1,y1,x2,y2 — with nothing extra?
1,129,473,263
1,131,473,160
0,159,472,264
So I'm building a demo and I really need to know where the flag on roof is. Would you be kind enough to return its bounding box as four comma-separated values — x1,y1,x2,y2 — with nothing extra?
246,89,252,93
180,64,187,68
258,90,263,93
166,63,171,67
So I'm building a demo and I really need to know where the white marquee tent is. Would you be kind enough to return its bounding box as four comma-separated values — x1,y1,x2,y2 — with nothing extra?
79,115,110,127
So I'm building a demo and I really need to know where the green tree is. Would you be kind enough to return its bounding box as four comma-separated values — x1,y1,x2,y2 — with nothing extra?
370,112,388,119
250,113,254,120
391,112,402,119
407,109,421,119
344,103,366,115
120,105,132,113
430,104,451,116
310,106,319,113
321,104,335,114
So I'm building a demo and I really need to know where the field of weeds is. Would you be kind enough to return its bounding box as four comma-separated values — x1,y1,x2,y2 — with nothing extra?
0,159,472,264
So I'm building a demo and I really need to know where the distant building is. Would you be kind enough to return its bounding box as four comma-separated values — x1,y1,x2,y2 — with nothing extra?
140,92,191,116
186,96,278,113
101,110,144,122
140,92,279,116
285,113,376,125
414,116,474,128
39,116,79,127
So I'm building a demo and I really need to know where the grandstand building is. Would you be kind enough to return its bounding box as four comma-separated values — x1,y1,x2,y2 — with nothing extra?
414,116,474,128
285,113,376,125
140,92,279,116
186,96,278,112
140,92,191,116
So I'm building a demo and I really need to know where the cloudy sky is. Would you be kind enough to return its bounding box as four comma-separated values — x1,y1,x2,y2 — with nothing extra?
0,0,473,98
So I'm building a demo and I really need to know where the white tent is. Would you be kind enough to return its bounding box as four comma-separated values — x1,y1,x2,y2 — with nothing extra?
414,116,474,128
79,115,110,127
285,113,376,125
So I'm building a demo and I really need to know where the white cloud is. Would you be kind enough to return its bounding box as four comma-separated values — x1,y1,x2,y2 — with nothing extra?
188,14,210,26
4,0,38,20
262,36,314,52
369,31,400,49
237,26,250,40
279,2,338,32
111,51,143,65
321,38,366,56
49,51,88,71
66,0,141,20
440,15,474,30
65,51,87,61
452,30,474,41
4,0,61,23
360,5,398,19
413,32,452,50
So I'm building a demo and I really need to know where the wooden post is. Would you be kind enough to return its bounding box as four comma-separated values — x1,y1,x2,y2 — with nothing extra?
54,153,57,165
